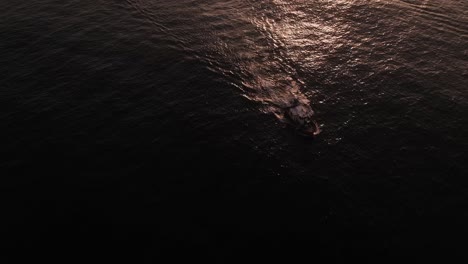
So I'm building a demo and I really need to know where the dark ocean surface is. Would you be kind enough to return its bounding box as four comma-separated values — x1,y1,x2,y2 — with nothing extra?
1,0,468,262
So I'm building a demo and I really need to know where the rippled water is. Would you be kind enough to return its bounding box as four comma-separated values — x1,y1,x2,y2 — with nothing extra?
1,0,468,261
114,0,468,144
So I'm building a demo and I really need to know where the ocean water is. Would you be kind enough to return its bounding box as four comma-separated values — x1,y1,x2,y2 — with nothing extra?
1,0,467,261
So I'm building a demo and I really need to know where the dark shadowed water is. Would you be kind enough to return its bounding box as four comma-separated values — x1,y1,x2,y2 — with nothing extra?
1,0,467,262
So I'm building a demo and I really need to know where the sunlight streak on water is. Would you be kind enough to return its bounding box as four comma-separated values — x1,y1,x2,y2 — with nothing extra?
127,0,467,139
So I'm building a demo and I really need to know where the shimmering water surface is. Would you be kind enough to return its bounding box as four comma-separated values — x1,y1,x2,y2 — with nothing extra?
1,0,467,261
